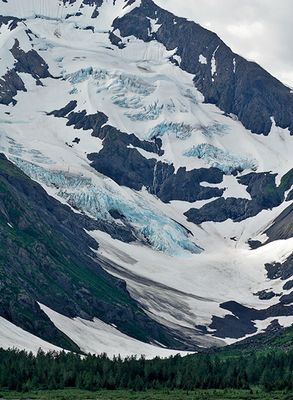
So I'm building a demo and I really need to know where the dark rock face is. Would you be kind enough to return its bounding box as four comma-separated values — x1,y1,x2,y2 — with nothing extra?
280,291,293,305
248,240,262,250
185,171,291,224
89,135,157,190
49,102,163,154
0,69,26,105
155,167,224,203
109,30,126,49
283,281,293,291
255,290,276,300
11,39,51,81
265,254,293,281
0,154,192,351
0,39,52,105
210,300,293,339
0,15,23,30
82,0,103,18
89,138,224,202
48,100,78,118
113,0,293,135
265,203,293,242
186,197,249,224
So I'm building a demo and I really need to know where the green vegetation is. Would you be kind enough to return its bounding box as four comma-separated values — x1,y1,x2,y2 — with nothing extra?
1,337,293,395
2,325,293,398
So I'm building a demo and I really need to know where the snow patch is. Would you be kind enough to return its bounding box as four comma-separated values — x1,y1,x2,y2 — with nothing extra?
211,45,219,81
199,54,207,65
233,57,236,73
40,303,190,359
0,317,62,354
147,17,161,34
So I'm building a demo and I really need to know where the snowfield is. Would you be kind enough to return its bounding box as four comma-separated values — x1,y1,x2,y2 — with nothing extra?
40,304,191,359
0,317,62,354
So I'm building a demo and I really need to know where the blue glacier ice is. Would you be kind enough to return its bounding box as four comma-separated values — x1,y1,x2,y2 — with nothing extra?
109,74,155,96
67,67,94,84
60,188,202,255
184,143,258,174
126,101,163,121
12,157,202,256
65,68,192,122
201,123,229,138
112,94,143,109
12,157,91,188
65,68,159,114
148,122,194,140
66,67,155,97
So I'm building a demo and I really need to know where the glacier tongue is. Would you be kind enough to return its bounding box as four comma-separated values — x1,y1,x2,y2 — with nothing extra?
12,157,201,256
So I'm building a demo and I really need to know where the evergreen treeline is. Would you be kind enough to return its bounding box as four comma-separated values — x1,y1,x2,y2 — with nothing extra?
0,348,293,393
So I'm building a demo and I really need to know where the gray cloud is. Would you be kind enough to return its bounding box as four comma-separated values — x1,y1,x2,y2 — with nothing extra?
155,0,293,87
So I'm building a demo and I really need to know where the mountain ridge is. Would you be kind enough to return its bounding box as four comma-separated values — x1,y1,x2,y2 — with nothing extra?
0,0,292,356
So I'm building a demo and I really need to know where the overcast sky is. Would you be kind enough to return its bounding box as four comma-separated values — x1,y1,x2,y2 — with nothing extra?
155,0,293,87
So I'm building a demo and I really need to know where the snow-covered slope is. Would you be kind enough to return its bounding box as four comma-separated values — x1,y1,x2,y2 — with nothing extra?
40,304,191,359
0,317,62,354
0,0,292,356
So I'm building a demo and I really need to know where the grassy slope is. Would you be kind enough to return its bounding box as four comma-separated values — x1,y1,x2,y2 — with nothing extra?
213,324,293,360
1,388,292,400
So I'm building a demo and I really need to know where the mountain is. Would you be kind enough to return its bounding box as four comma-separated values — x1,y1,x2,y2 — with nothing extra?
0,0,292,356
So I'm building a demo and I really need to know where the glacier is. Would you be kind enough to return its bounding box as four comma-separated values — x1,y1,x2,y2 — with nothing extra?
67,67,94,84
126,101,163,121
12,157,201,256
147,122,229,141
184,143,258,174
201,122,229,138
67,67,155,97
148,121,194,140
66,67,159,114
0,0,292,355
65,67,192,122
4,137,54,164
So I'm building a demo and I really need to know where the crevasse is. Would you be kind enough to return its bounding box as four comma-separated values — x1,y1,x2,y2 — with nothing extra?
148,121,194,140
184,143,257,174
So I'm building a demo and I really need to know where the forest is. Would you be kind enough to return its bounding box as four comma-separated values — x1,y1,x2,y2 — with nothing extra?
0,345,293,394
